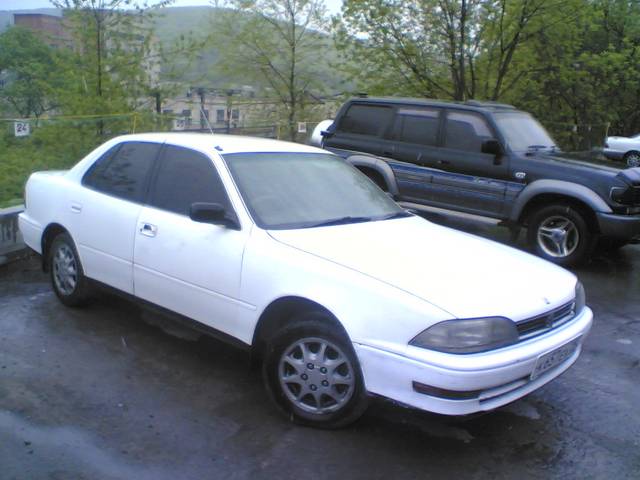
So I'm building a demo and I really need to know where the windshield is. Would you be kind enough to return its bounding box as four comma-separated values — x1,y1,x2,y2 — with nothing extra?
223,152,407,229
494,112,557,152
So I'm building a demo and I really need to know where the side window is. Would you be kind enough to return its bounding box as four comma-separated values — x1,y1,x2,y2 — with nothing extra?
444,111,493,153
149,145,229,216
83,142,159,203
391,108,441,146
338,104,392,136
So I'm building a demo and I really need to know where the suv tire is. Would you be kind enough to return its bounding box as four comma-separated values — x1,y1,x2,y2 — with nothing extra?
262,311,368,429
526,204,591,266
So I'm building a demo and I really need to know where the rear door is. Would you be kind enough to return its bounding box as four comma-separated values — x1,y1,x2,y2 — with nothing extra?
429,110,510,216
384,106,443,202
70,141,161,294
133,144,249,337
324,102,393,156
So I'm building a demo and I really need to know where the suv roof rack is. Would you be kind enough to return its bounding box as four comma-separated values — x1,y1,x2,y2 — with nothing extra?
464,100,516,109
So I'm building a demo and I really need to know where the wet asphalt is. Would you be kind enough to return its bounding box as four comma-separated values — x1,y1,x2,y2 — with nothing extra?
0,217,639,480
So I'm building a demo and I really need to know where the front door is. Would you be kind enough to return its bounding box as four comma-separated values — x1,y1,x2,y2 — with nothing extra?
431,110,511,216
133,144,250,337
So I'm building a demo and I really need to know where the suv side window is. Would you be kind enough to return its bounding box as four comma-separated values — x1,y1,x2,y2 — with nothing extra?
149,145,230,216
391,107,441,146
338,104,393,136
444,111,493,152
83,141,160,203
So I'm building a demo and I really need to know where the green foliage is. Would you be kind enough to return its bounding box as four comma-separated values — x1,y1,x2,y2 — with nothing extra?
0,27,65,118
334,0,640,147
210,0,333,140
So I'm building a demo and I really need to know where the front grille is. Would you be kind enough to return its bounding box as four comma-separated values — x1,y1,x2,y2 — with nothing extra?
633,187,640,205
516,301,575,340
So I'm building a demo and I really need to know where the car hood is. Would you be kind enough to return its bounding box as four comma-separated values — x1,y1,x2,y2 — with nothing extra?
268,216,577,321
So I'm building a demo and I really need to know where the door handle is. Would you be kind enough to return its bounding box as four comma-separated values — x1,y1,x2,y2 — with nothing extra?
139,223,157,237
383,151,394,157
437,159,450,165
70,203,82,213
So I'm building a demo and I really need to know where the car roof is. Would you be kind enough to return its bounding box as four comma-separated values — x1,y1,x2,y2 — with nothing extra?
109,132,326,155
346,96,522,113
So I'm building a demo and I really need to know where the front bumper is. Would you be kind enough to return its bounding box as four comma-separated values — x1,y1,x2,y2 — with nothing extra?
355,307,593,415
596,212,640,240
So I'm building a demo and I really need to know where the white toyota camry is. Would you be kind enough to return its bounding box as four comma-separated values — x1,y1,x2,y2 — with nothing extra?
19,133,593,428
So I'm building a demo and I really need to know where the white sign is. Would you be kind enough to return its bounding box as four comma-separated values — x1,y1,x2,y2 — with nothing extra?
297,122,307,133
14,121,30,137
173,117,186,131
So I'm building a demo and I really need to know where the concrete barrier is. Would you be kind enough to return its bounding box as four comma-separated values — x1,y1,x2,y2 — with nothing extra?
0,205,29,266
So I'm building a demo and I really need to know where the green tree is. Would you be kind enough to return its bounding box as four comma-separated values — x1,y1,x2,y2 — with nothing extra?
0,27,62,118
334,0,577,101
51,0,173,119
211,0,330,140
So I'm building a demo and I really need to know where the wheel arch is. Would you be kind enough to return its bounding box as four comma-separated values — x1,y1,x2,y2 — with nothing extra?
346,155,399,196
511,180,610,230
41,222,70,272
251,296,349,361
517,193,600,232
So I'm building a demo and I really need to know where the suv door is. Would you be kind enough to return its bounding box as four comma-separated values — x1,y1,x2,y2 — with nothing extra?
71,141,160,294
430,109,511,216
133,144,249,338
383,106,443,202
324,102,393,156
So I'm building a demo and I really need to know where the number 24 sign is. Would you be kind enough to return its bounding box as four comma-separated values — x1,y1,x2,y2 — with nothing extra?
14,121,31,137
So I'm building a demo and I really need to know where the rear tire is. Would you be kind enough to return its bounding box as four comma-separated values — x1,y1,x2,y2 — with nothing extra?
49,232,91,307
526,204,592,267
623,151,640,168
262,311,369,429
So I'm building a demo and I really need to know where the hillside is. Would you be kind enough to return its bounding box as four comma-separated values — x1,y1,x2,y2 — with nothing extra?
0,6,348,93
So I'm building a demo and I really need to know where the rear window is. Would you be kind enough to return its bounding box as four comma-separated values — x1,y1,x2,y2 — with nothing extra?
338,104,392,136
392,108,441,146
83,141,160,203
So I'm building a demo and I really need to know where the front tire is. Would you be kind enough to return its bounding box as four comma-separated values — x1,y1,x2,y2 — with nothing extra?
526,204,592,266
262,311,368,429
49,232,91,307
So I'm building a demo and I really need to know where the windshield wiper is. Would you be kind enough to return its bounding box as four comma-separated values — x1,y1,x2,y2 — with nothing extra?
303,215,375,228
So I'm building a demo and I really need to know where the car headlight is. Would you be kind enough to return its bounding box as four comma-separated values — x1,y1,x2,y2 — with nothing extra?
409,317,518,354
575,281,586,314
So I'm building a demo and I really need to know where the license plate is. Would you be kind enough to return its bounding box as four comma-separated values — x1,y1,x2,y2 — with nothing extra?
531,337,581,380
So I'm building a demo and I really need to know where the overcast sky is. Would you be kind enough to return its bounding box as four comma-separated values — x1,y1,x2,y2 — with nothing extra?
0,0,343,14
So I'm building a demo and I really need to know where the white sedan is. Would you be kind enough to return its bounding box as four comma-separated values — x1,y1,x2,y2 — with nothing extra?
19,133,593,428
604,134,640,167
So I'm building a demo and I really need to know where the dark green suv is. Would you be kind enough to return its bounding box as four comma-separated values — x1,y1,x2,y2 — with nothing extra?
313,97,640,266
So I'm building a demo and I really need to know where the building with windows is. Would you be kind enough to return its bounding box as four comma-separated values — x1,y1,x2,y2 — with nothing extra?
13,13,73,49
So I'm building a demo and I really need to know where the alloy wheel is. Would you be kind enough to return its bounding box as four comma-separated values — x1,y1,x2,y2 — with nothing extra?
278,337,356,415
536,215,580,258
52,243,78,296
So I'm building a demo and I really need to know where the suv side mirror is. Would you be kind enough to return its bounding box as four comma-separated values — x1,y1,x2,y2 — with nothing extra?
481,139,504,164
189,202,240,230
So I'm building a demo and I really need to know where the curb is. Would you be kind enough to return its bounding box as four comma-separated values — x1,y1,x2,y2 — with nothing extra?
0,205,29,266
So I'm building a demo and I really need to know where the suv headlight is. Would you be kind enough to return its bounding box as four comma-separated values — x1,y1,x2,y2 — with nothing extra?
575,281,586,314
409,317,518,354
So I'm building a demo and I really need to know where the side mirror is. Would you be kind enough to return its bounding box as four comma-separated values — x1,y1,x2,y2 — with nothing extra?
189,202,240,230
481,139,504,165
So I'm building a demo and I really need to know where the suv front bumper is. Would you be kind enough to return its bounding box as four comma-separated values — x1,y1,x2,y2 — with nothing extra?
355,307,593,415
596,212,640,240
